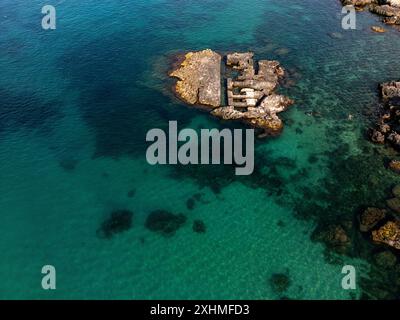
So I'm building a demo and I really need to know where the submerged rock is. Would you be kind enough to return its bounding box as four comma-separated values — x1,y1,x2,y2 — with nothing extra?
169,49,221,107
97,209,133,239
359,207,387,232
388,160,400,174
269,273,291,294
145,210,187,236
387,197,400,213
192,219,206,233
392,185,400,197
186,197,195,210
313,224,351,253
374,251,397,268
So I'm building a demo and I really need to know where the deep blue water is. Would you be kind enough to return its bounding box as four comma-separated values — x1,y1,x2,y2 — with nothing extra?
0,0,399,299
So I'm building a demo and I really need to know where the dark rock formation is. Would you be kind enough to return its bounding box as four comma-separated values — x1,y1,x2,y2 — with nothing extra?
374,250,397,268
145,210,187,237
127,189,136,198
192,219,206,233
382,81,400,100
59,159,79,171
359,207,387,232
369,81,400,151
387,197,400,213
186,198,195,210
389,159,400,173
269,273,291,294
313,224,351,253
392,184,400,197
97,209,133,239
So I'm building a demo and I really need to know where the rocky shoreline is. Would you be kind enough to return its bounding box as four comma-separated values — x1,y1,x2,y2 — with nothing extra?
369,81,400,156
364,82,400,249
341,0,400,26
169,49,294,136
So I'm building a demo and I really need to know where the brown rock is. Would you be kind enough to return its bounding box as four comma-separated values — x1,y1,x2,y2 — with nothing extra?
372,220,400,249
389,160,400,174
388,132,400,148
315,224,351,253
392,185,400,197
170,49,221,107
381,81,400,100
359,207,387,232
387,198,400,213
371,26,386,32
370,129,385,144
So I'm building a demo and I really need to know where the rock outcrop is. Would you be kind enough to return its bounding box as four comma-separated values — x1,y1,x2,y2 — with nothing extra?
381,81,400,100
170,49,221,107
359,207,387,232
359,185,400,250
372,220,400,249
170,50,294,136
389,160,400,173
341,0,400,25
369,81,400,155
313,224,351,253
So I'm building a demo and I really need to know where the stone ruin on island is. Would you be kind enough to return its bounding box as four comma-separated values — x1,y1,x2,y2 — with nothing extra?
169,49,294,137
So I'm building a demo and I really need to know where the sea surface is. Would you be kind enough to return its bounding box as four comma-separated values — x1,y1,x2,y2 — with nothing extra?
0,0,400,299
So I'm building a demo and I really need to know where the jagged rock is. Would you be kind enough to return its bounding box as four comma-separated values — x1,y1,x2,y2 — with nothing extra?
381,82,400,100
387,198,400,213
379,123,391,134
371,5,400,25
211,94,293,134
388,132,400,148
370,129,386,143
385,0,400,8
359,207,387,232
372,220,400,249
374,251,397,268
389,159,400,174
170,49,221,107
171,50,293,135
341,1,400,25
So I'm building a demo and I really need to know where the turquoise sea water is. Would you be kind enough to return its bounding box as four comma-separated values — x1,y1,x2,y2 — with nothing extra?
0,0,400,299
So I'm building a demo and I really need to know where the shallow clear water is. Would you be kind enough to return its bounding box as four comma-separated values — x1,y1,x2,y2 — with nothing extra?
0,0,399,299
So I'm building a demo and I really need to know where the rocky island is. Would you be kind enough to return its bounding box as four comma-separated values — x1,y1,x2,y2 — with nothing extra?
341,0,400,26
169,49,294,136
